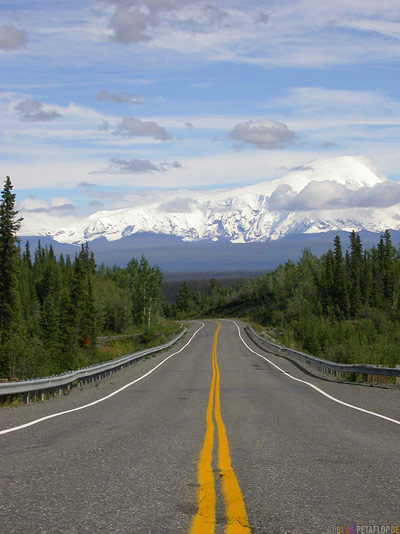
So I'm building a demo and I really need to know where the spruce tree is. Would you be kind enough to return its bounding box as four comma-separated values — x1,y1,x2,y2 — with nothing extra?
0,177,23,376
333,234,349,318
349,231,363,317
382,230,395,303
176,281,191,313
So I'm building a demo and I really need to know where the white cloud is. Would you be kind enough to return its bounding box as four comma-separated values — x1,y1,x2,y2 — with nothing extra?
159,197,197,213
0,25,27,51
98,120,110,131
267,180,400,211
230,119,296,149
18,196,76,214
114,117,174,140
107,0,197,43
93,157,182,174
341,17,400,41
89,200,105,208
257,11,270,24
109,9,156,43
276,87,393,114
14,99,62,122
97,90,145,103
3,2,400,72
182,5,230,33
4,149,320,190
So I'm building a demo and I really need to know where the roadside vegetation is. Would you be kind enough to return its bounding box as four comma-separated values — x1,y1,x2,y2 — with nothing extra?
97,321,181,362
0,177,172,380
168,231,400,367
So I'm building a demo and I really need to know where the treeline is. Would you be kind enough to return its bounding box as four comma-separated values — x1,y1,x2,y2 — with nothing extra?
0,177,163,379
171,231,400,367
164,277,237,318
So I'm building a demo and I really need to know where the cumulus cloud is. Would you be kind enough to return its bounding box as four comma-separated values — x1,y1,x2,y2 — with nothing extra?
114,117,174,140
108,0,200,43
14,99,61,122
267,180,400,212
93,157,181,174
97,90,145,104
0,25,27,51
159,197,197,213
230,119,296,149
109,9,156,43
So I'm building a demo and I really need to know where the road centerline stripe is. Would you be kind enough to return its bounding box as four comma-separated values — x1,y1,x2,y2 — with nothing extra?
213,323,251,534
190,322,250,534
189,327,217,534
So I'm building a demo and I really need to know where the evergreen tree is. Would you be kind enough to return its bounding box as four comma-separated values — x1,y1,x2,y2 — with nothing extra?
0,177,23,376
349,231,363,317
176,281,192,313
332,234,349,318
382,229,395,303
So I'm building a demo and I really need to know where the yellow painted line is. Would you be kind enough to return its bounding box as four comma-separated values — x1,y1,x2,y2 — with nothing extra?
214,323,250,534
190,322,250,534
189,328,217,534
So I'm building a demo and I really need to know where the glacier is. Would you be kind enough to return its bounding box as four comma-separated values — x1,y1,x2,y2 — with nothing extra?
25,156,400,245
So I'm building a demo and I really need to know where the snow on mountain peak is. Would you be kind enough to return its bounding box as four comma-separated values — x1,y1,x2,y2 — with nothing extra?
289,155,383,188
22,156,400,244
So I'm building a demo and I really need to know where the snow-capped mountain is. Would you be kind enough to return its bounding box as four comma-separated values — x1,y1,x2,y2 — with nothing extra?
25,156,400,245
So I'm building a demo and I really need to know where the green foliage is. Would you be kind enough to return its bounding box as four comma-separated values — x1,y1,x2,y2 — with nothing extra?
128,255,163,327
0,177,23,375
0,177,166,379
171,231,400,367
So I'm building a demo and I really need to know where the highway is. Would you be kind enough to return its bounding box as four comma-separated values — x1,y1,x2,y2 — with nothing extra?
1,320,399,533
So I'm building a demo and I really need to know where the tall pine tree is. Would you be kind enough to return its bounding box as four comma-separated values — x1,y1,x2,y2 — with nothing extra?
0,177,23,376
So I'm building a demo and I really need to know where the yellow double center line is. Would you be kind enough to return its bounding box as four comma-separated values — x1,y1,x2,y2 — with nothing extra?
190,322,250,534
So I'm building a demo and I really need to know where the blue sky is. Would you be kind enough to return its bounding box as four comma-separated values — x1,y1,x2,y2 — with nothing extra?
1,0,400,231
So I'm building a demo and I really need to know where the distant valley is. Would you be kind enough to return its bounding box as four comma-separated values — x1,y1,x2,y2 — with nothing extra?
19,230,399,273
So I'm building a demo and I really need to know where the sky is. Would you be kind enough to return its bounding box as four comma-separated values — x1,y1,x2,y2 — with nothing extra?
1,0,400,233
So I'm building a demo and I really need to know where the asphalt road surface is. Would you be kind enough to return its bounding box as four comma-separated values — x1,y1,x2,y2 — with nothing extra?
1,320,399,534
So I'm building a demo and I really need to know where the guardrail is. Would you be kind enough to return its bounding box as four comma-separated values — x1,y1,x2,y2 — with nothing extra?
0,328,187,404
245,326,400,384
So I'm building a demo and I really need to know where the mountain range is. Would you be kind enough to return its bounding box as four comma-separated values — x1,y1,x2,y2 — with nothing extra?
19,156,400,271
27,155,398,246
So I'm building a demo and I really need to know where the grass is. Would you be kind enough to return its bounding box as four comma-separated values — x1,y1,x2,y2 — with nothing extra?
96,320,182,362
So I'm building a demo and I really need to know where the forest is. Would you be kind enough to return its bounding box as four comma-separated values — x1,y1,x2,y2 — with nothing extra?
170,230,400,367
2,174,400,379
0,177,167,379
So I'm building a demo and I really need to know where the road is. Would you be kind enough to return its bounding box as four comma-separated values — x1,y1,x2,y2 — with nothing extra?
1,320,399,534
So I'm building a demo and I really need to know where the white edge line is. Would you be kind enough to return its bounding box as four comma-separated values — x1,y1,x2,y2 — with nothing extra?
0,322,205,435
226,320,400,427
